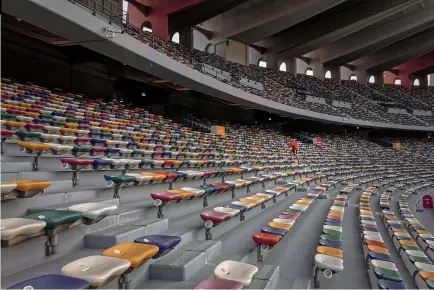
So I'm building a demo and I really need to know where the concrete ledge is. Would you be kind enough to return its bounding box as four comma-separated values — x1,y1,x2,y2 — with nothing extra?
246,265,280,289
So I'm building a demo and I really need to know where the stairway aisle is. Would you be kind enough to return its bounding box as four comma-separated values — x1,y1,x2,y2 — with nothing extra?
322,190,371,289
407,190,434,235
371,190,417,288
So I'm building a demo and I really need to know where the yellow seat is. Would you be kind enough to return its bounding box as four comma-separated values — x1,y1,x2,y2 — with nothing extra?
268,221,291,231
24,112,40,118
167,189,193,199
392,228,407,233
419,271,434,281
7,180,52,191
239,198,261,206
60,128,78,134
317,246,343,258
140,172,166,181
102,242,159,268
65,123,79,129
368,245,389,255
252,194,271,201
296,201,311,206
328,211,344,217
385,215,397,220
17,142,50,151
417,230,430,235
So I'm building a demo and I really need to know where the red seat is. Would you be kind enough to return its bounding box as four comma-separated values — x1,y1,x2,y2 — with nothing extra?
151,192,181,201
200,211,231,223
91,147,106,152
60,158,94,166
154,172,177,179
252,232,282,246
26,123,44,130
365,239,387,248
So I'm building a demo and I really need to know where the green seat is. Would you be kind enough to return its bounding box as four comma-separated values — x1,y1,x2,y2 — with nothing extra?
320,234,342,241
104,175,136,183
16,131,41,139
198,186,215,194
216,170,227,176
408,255,431,264
361,217,375,221
140,159,154,166
427,280,434,289
373,267,403,282
50,121,65,127
39,114,53,120
101,132,113,138
25,210,82,229
1,113,16,120
73,146,92,153
66,118,78,123
322,229,342,237
402,245,421,251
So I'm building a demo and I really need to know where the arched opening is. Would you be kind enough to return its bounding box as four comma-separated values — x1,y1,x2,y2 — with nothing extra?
171,32,180,44
394,79,402,86
413,79,420,86
142,21,152,33
350,75,357,82
259,59,267,68
368,75,375,84
324,70,332,79
279,62,287,72
205,43,214,54
306,68,313,76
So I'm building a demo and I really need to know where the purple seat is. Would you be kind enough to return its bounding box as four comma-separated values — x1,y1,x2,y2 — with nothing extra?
8,274,89,289
261,226,286,237
60,158,93,166
194,278,244,290
151,192,181,201
134,235,181,253
200,211,231,223
369,252,393,262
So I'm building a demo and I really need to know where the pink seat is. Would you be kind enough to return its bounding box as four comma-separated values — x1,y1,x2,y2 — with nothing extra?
200,211,231,223
252,232,282,246
280,212,300,218
60,158,94,166
26,124,44,130
151,192,181,201
194,278,243,290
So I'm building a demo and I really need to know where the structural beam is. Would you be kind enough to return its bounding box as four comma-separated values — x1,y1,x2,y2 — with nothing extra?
260,0,422,58
319,3,434,65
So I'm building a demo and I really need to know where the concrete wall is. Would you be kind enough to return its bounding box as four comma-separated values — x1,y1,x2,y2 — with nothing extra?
296,58,310,75
193,29,211,52
226,40,247,66
428,74,433,86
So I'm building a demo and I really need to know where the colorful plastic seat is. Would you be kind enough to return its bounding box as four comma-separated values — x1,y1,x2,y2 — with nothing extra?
102,242,159,268
67,202,117,224
194,278,243,290
200,211,231,224
25,210,82,232
134,235,181,253
7,274,90,289
1,218,46,247
213,260,258,286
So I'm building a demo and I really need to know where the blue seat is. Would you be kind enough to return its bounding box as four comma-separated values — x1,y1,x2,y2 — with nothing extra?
33,118,49,124
174,172,188,178
319,239,342,249
92,159,113,166
224,183,237,189
51,112,65,117
88,131,101,137
377,279,406,289
369,252,393,262
362,226,379,232
201,185,222,193
106,148,120,154
224,204,249,212
261,226,286,237
91,138,106,144
134,235,181,253
8,274,89,289
325,221,343,227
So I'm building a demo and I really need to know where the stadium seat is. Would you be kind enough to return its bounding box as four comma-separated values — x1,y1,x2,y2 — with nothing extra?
134,235,181,254
7,274,90,290
61,255,131,287
213,260,258,286
194,278,244,290
102,242,159,267
1,218,46,247
67,202,118,224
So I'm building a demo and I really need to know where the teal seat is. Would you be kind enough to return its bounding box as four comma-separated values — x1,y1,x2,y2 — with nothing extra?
373,267,403,282
320,234,342,241
104,175,136,183
25,210,82,229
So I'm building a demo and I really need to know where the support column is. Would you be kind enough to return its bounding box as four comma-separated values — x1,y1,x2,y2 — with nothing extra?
178,27,193,49
323,64,341,82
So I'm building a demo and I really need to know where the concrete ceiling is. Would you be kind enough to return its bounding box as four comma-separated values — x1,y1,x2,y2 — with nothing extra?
194,0,433,74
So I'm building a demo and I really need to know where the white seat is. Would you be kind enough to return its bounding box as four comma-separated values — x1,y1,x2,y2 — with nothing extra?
371,260,397,270
1,218,46,242
181,187,205,197
214,260,258,286
231,201,253,209
255,193,273,200
330,206,344,212
382,210,394,215
273,218,295,225
323,225,342,232
419,234,434,239
394,232,411,238
290,205,307,211
363,231,381,236
414,262,434,272
61,255,131,287
364,235,383,242
45,143,73,152
213,207,240,217
67,203,118,219
1,183,17,194
314,254,344,272
125,173,153,182
107,159,129,166
405,250,428,257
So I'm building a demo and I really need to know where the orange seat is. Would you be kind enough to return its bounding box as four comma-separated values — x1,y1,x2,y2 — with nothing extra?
385,215,397,220
65,123,79,129
17,142,50,151
141,172,166,181
367,245,389,255
102,242,159,268
251,194,271,201
317,246,343,258
399,240,417,247
417,230,430,235
239,198,262,206
268,221,291,231
7,180,52,191
328,211,344,217
392,228,407,233
5,121,26,128
167,189,193,199
60,128,78,134
24,112,40,118
419,271,434,281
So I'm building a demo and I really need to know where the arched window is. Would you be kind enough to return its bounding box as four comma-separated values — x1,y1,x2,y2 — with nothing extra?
259,60,267,68
368,75,375,84
142,21,152,33
279,62,287,72
325,70,332,79
413,79,420,86
171,32,180,44
306,68,313,76
394,79,402,85
350,75,357,81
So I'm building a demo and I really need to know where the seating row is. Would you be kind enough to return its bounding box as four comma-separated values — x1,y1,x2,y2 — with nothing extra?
359,190,406,289
8,234,182,289
380,191,434,289
1,179,52,200
313,192,348,288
